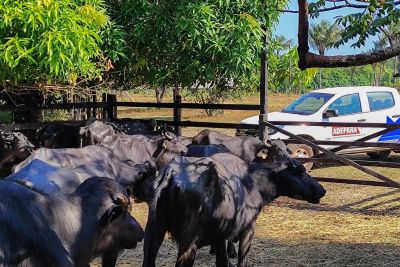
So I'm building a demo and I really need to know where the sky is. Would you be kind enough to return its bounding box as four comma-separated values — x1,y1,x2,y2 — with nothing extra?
274,0,376,55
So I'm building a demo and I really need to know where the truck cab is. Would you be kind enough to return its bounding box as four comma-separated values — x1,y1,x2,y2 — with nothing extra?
238,86,400,165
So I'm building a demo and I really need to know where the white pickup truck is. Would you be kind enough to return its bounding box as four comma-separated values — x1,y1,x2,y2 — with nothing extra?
238,86,400,165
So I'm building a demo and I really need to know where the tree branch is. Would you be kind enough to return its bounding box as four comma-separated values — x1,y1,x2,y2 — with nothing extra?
281,1,400,14
297,0,400,70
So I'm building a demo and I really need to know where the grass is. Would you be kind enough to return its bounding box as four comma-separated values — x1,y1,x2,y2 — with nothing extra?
117,93,297,136
91,93,400,267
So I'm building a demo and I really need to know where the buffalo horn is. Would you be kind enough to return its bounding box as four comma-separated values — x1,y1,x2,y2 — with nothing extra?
164,131,173,140
1,131,14,141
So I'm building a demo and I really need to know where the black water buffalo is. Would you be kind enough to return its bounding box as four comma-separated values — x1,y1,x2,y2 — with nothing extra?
143,153,325,267
99,132,188,169
186,144,231,157
7,158,148,267
80,120,116,146
0,130,34,174
178,136,193,147
192,129,271,162
0,177,132,267
186,140,295,259
37,123,81,148
187,139,294,173
11,146,156,195
103,118,158,135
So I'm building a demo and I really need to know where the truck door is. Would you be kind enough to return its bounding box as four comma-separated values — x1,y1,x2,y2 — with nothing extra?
323,93,367,142
364,91,400,143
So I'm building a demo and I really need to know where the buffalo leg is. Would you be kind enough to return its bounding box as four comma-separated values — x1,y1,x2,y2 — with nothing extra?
237,225,255,267
142,217,167,267
211,241,237,259
175,240,198,267
101,249,119,267
215,240,233,267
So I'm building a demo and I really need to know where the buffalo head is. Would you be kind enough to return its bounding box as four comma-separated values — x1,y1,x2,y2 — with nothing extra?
130,161,159,203
0,131,34,169
272,165,326,204
73,177,131,225
162,131,189,155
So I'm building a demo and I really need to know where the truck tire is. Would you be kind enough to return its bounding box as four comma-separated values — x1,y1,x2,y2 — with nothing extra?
287,143,314,172
366,150,391,160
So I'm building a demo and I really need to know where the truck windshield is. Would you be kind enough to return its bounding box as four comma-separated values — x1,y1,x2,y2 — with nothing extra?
282,92,334,115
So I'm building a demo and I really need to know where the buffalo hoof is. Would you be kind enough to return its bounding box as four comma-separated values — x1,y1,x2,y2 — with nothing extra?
209,245,216,255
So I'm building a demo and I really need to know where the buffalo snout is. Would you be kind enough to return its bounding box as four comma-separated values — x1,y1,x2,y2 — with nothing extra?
308,184,326,204
126,216,145,248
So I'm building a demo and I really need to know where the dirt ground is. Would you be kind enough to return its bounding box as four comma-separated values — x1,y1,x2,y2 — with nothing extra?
91,93,400,266
91,177,400,267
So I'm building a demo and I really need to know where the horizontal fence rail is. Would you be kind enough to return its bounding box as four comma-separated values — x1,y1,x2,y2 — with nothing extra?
0,102,107,112
114,101,260,110
286,139,400,149
0,121,87,131
295,158,400,168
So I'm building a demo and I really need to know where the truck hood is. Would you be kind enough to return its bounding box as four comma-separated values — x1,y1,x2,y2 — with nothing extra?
240,111,314,124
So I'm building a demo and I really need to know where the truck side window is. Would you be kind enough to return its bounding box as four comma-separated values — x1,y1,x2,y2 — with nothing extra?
367,92,395,111
328,93,362,116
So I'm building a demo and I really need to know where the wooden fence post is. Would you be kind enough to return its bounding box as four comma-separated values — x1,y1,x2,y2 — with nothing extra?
173,95,182,136
92,95,97,119
102,93,107,119
112,94,117,119
106,94,117,119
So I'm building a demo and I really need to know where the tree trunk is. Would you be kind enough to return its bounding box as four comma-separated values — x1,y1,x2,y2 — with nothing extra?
319,69,322,88
371,63,378,86
155,84,167,104
173,83,180,98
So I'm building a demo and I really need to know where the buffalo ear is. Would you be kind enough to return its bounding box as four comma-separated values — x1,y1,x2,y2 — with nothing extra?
162,140,167,148
256,149,268,160
107,193,130,223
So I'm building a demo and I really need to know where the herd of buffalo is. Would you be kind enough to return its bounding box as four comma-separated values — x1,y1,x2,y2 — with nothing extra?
0,119,326,267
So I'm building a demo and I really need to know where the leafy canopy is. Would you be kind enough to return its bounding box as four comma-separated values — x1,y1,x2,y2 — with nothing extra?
309,0,400,49
0,0,125,85
110,0,287,91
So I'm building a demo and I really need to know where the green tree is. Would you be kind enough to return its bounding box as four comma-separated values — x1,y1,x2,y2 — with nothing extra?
309,20,341,57
0,0,125,89
108,0,287,107
273,35,294,55
308,20,341,88
269,45,318,94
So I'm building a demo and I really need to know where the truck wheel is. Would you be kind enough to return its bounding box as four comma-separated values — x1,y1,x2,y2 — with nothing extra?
366,150,391,160
287,144,314,172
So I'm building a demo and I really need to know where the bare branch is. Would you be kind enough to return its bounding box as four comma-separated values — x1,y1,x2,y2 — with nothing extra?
303,46,400,68
279,9,299,13
282,0,400,14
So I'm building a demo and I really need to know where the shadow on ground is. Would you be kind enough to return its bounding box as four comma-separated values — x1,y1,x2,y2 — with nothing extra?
91,238,400,267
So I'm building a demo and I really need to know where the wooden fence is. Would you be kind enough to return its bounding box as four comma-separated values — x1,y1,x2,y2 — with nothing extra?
1,94,399,188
